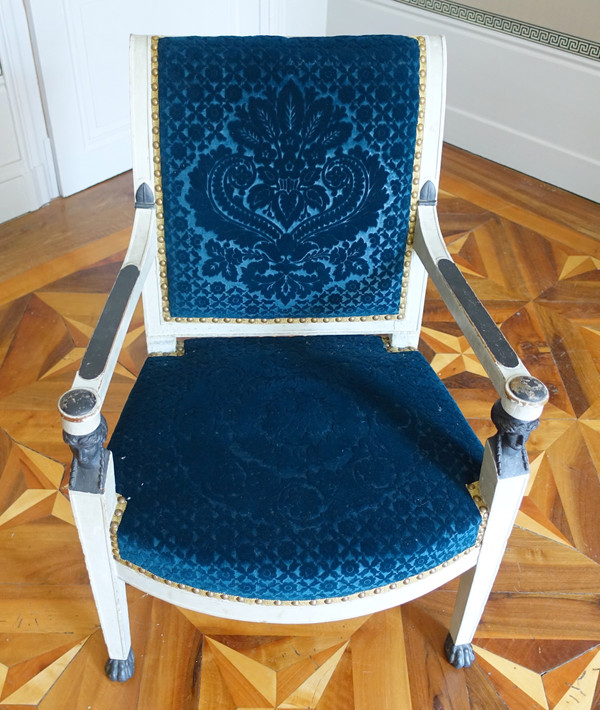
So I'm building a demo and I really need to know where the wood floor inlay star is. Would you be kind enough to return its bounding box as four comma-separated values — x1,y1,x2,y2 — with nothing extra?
0,146,598,707
203,636,349,709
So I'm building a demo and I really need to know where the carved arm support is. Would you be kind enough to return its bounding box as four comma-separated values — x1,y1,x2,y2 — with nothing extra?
489,397,541,478
60,387,108,493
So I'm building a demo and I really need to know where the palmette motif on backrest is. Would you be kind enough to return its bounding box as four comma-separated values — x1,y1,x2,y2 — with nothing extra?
151,35,425,322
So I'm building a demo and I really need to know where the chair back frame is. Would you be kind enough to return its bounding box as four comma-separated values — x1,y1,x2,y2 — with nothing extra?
129,34,447,353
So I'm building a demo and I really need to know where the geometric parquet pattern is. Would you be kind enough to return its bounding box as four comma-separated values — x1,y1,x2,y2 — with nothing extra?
0,145,598,708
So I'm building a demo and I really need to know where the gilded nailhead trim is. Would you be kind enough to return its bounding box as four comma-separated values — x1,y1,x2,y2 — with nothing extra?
110,480,489,607
380,335,418,353
150,35,427,326
148,340,185,357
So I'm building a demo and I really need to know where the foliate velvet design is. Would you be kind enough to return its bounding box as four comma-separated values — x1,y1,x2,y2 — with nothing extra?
110,336,483,601
156,35,421,319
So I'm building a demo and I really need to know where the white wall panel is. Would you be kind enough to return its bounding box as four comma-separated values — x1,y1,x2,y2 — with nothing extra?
0,82,21,166
281,0,329,37
25,0,255,196
327,0,600,202
0,0,57,222
24,0,328,197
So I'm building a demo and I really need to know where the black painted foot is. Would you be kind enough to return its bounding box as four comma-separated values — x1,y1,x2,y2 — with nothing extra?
105,648,135,682
444,633,475,669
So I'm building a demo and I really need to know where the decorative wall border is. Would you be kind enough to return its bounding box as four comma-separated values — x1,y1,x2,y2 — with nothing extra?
392,0,600,61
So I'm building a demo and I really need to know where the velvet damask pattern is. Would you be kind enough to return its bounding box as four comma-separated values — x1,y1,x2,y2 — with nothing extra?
110,336,483,601
156,35,422,319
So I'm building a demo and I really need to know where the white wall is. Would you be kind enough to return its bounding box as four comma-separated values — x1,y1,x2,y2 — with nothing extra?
2,0,596,221
272,0,329,38
327,0,600,203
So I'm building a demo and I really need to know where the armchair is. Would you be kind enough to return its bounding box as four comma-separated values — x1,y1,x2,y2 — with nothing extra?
58,34,547,684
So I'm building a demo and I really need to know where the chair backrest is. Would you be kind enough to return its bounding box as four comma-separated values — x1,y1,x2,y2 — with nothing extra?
130,34,446,347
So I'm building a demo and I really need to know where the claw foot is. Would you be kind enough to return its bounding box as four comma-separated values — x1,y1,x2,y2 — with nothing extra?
444,634,475,668
105,648,135,681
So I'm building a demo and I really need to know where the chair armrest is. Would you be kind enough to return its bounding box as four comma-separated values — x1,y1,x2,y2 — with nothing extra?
78,263,140,381
59,186,156,437
413,182,548,423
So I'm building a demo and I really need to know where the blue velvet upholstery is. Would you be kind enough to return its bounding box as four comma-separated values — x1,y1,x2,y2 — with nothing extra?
156,35,421,319
110,336,483,601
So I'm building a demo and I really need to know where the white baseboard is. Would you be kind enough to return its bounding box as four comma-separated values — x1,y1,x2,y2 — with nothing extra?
327,0,600,202
0,165,51,223
446,105,599,204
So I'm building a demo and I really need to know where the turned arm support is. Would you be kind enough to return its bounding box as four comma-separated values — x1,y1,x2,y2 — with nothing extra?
414,181,548,423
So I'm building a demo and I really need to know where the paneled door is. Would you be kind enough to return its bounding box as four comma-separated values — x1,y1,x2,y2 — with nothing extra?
24,0,295,196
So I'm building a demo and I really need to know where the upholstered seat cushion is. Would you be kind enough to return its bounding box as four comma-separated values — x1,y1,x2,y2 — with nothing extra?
110,336,483,601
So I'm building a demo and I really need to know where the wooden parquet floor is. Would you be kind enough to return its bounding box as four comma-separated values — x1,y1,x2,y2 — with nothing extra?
0,144,599,709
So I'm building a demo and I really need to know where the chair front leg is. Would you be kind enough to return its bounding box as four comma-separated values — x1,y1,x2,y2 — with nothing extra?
64,415,134,681
445,400,540,668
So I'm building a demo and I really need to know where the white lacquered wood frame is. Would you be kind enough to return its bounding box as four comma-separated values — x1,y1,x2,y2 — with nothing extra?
66,208,156,415
133,34,447,353
82,33,494,628
413,202,545,422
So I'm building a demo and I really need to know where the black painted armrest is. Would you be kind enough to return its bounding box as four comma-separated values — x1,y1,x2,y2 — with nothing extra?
59,184,155,441
58,263,141,437
436,258,519,369
78,264,140,381
78,183,154,383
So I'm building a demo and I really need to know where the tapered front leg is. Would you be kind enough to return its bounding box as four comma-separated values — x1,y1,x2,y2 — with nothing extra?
61,394,134,681
445,396,541,668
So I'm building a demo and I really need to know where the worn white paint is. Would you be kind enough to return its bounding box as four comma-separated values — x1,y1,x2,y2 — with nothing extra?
118,548,479,624
450,443,530,646
414,203,546,421
68,207,156,414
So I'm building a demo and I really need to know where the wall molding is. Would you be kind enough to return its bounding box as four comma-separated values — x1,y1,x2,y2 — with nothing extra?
258,0,287,35
327,0,600,202
390,0,600,61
